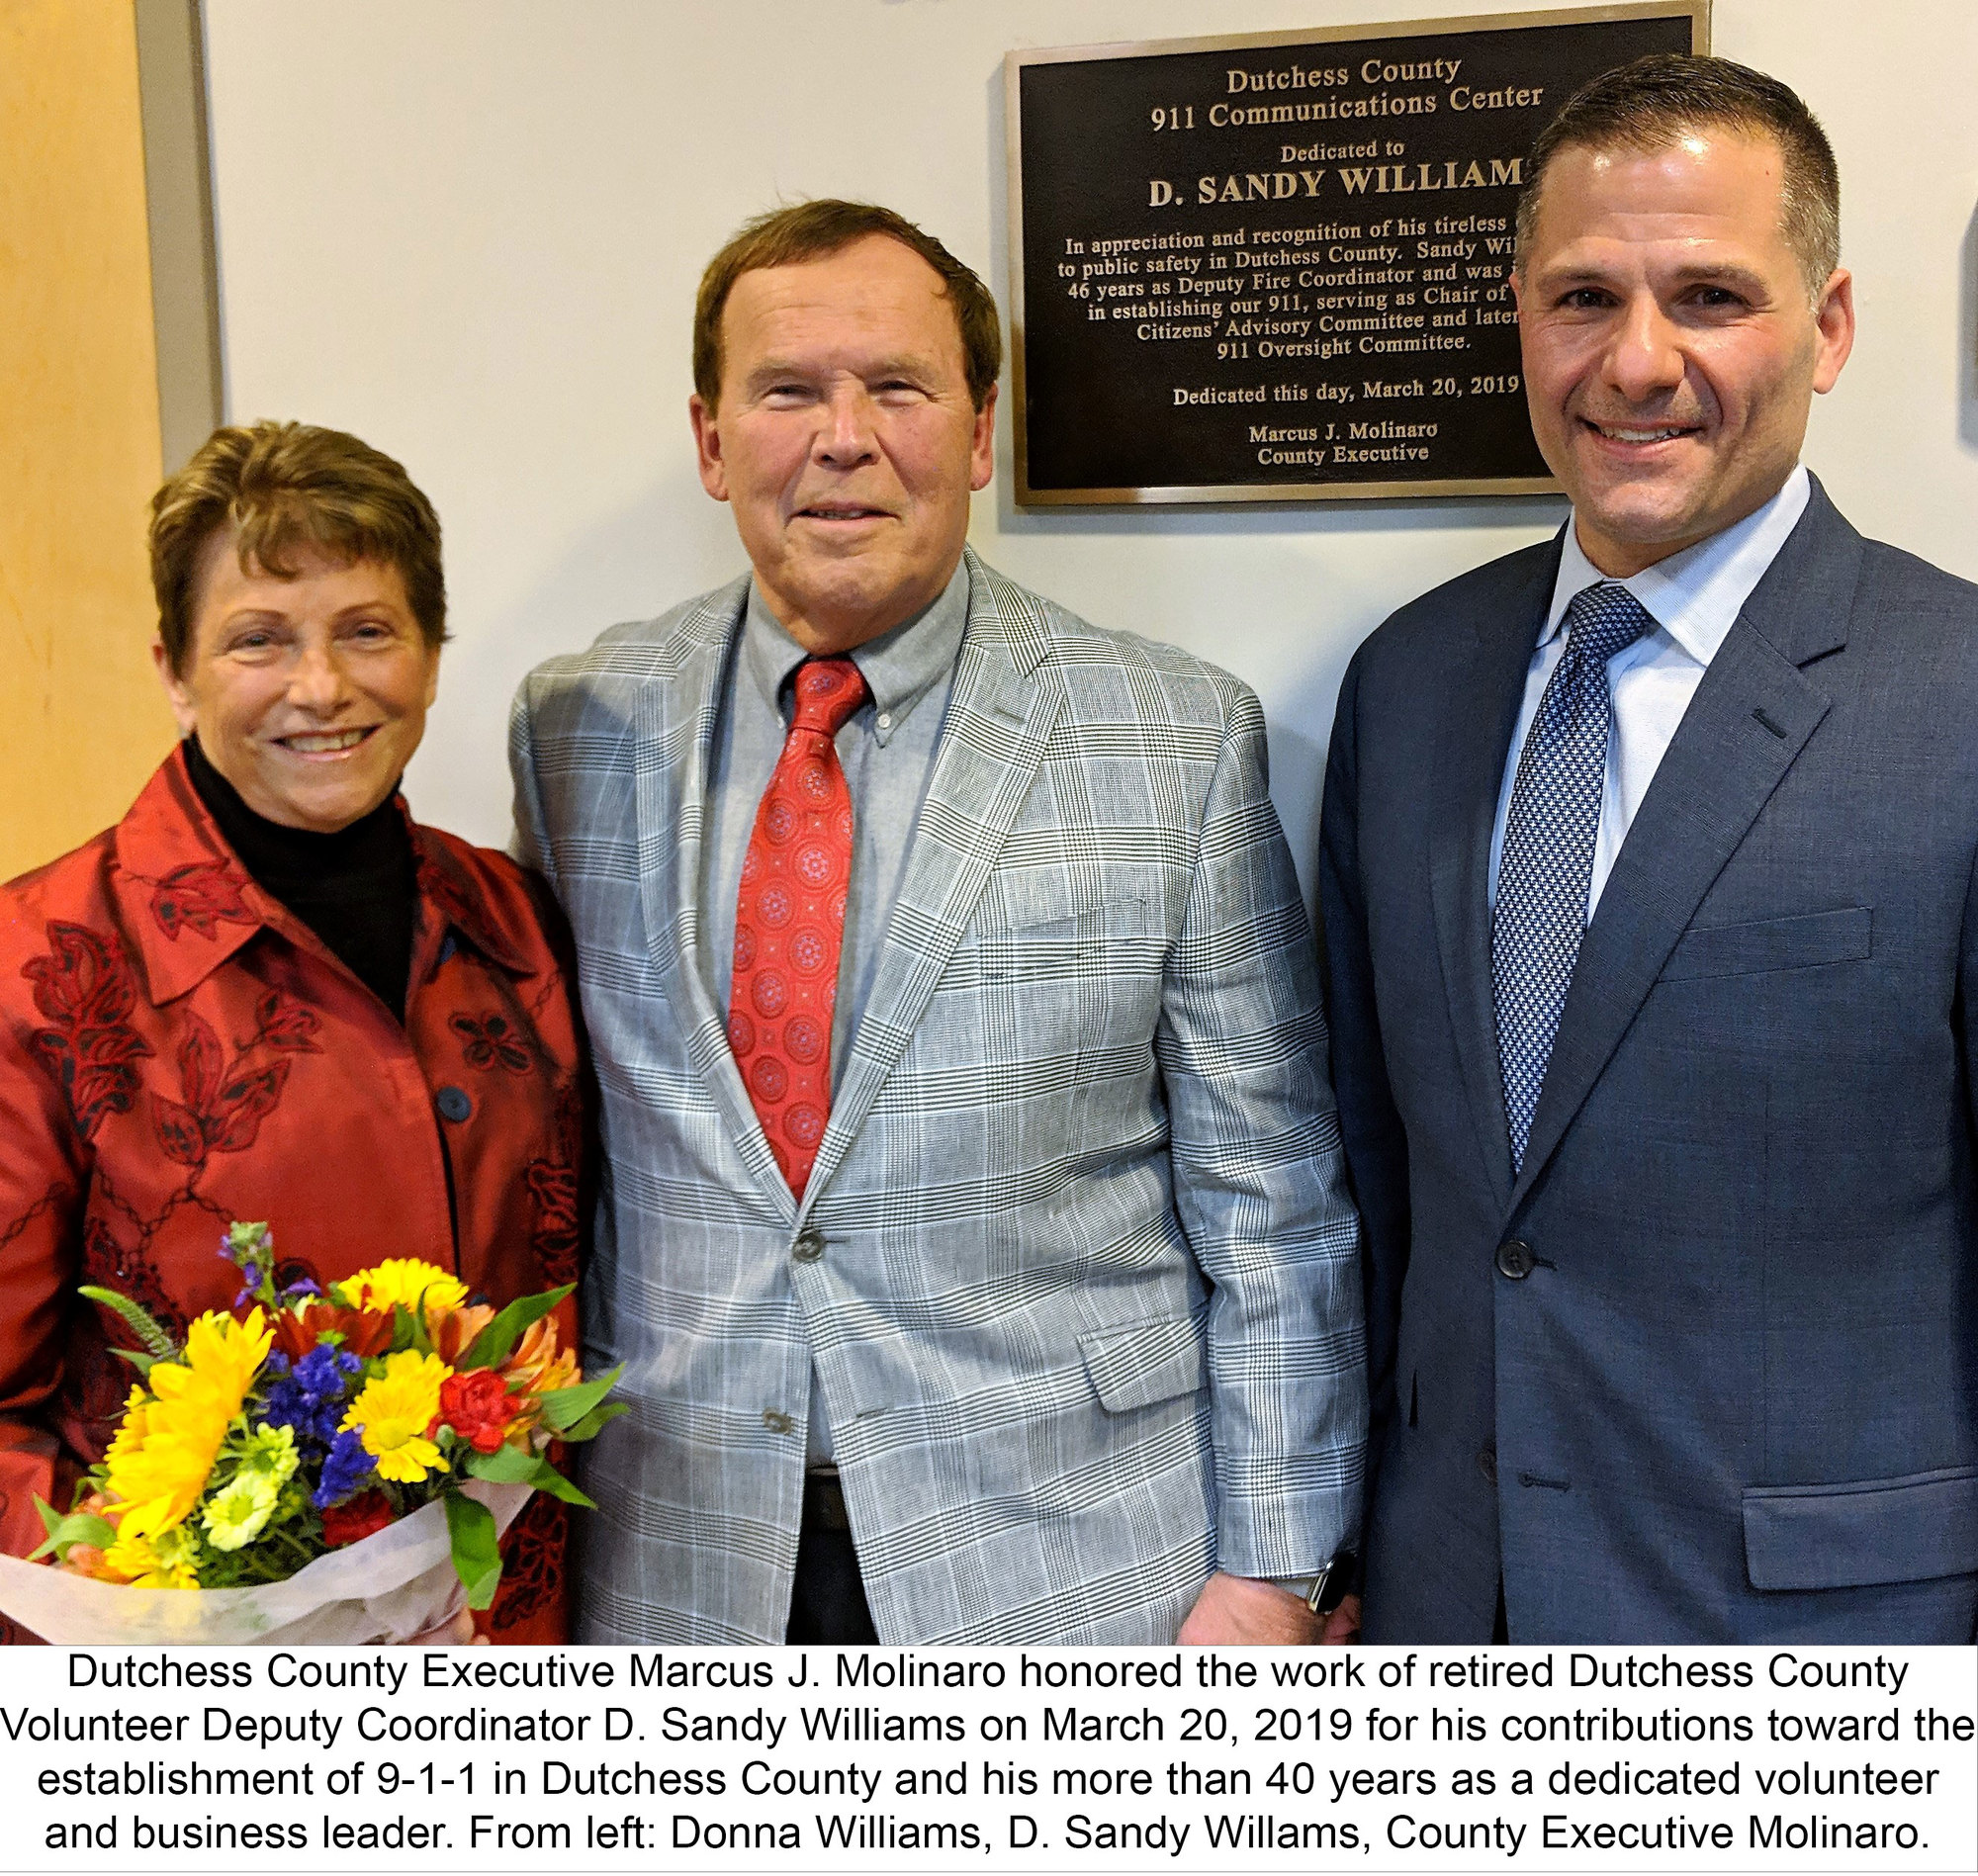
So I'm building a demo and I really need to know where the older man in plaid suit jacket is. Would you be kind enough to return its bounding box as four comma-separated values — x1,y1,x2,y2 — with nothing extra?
511,202,1365,1645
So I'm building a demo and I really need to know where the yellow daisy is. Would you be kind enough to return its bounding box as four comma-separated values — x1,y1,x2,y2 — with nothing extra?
341,1349,453,1482
338,1259,469,1317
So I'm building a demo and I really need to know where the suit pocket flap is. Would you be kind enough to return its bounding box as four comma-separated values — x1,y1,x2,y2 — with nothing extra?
1079,1314,1206,1413
1743,1466,1978,1590
1663,906,1871,981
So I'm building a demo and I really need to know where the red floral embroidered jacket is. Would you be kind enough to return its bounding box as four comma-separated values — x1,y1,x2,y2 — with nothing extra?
0,750,588,1641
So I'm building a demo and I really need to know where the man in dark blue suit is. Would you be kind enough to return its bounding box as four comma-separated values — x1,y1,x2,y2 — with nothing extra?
1320,53,1978,1643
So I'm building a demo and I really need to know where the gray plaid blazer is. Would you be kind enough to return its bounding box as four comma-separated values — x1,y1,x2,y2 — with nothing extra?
510,550,1365,1643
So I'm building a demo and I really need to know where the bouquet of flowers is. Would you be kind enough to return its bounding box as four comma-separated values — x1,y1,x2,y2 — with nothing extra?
0,1223,619,1644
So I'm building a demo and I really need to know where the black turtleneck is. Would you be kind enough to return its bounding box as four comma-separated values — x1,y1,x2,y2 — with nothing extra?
185,737,417,1019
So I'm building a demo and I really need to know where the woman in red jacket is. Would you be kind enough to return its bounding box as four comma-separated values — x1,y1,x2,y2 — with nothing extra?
0,421,585,1641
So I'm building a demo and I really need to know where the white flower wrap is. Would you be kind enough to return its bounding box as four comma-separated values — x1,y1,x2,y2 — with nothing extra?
0,1480,530,1645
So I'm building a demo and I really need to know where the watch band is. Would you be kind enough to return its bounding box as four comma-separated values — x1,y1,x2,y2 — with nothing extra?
1304,1549,1359,1616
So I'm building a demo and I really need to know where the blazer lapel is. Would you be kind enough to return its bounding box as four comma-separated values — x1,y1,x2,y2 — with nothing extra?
1428,536,1563,1214
634,578,799,1222
799,552,1064,1213
1507,486,1859,1213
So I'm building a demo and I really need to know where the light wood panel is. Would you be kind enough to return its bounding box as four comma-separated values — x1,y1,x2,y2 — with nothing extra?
0,0,178,882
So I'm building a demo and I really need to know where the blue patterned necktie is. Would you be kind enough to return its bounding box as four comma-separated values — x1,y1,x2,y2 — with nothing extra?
1492,581,1655,1173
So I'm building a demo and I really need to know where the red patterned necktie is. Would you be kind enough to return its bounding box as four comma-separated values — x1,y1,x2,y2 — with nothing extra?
728,656,868,1196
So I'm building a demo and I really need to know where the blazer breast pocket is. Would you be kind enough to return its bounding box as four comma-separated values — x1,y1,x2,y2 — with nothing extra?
967,892,1166,982
1661,906,1872,982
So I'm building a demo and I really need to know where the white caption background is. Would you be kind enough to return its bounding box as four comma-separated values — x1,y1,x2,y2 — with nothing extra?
1,1645,1972,1875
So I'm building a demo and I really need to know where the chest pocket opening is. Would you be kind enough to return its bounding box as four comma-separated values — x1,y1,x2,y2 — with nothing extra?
1661,906,1871,981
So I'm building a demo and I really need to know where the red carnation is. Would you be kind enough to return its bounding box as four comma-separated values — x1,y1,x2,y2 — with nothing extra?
319,1489,395,1549
437,1369,519,1454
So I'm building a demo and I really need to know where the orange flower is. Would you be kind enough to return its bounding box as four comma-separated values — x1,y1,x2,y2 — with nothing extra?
426,1301,495,1365
495,1316,579,1443
273,1299,395,1363
57,1492,127,1582
502,1316,578,1398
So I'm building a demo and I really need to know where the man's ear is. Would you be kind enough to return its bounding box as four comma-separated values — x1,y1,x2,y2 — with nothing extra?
1811,267,1855,395
968,382,999,493
689,393,730,502
152,639,198,737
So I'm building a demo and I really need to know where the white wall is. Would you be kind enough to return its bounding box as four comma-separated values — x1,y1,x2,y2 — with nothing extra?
201,0,1978,894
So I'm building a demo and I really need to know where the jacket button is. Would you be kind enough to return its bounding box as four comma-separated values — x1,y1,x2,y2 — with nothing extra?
1495,1238,1536,1280
763,1409,795,1435
435,1085,473,1123
792,1227,825,1264
1477,1447,1497,1485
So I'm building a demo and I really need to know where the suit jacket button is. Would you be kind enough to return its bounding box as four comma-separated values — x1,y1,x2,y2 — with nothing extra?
1477,1447,1497,1485
763,1409,795,1434
792,1227,825,1264
435,1084,473,1123
1495,1238,1536,1280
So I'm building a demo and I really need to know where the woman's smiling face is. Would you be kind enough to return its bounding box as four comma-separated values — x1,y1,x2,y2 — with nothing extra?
156,529,440,832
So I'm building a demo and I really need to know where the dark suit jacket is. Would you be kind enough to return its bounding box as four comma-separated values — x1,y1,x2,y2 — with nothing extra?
1319,478,1978,1643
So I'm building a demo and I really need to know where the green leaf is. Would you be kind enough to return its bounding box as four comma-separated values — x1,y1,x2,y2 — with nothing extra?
111,1347,157,1377
391,1303,433,1357
443,1492,503,1611
553,1400,630,1445
534,1362,623,1433
77,1286,179,1361
461,1443,536,1482
28,1502,115,1562
457,1285,574,1373
464,1445,596,1509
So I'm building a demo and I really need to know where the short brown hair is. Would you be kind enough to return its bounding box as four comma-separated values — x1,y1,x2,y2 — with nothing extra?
692,200,1002,411
1515,54,1841,297
150,420,446,675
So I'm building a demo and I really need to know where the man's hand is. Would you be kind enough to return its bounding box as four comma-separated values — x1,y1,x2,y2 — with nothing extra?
1320,1591,1361,1645
1178,1570,1326,1644
407,1608,487,1646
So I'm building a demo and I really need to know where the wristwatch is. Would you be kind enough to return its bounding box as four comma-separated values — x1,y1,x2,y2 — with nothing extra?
1301,1549,1360,1616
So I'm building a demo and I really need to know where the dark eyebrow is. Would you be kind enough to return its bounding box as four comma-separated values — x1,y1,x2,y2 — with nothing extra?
1535,257,1773,299
1663,261,1771,297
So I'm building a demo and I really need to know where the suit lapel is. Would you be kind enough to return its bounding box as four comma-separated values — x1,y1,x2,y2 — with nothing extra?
634,578,799,1222
800,552,1064,1214
1506,486,1859,1213
1428,537,1563,1213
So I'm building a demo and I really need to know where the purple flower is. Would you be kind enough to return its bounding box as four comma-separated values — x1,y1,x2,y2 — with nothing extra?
313,1428,377,1509
221,1222,278,1307
261,1346,363,1448
296,1345,361,1394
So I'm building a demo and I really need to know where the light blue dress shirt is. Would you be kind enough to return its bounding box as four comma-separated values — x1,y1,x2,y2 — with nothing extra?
1488,464,1812,915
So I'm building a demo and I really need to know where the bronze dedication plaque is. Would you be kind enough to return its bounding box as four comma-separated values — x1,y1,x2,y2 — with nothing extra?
1008,2,1707,505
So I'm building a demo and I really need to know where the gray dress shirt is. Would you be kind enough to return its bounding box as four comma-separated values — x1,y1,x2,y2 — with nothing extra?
698,557,970,1465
